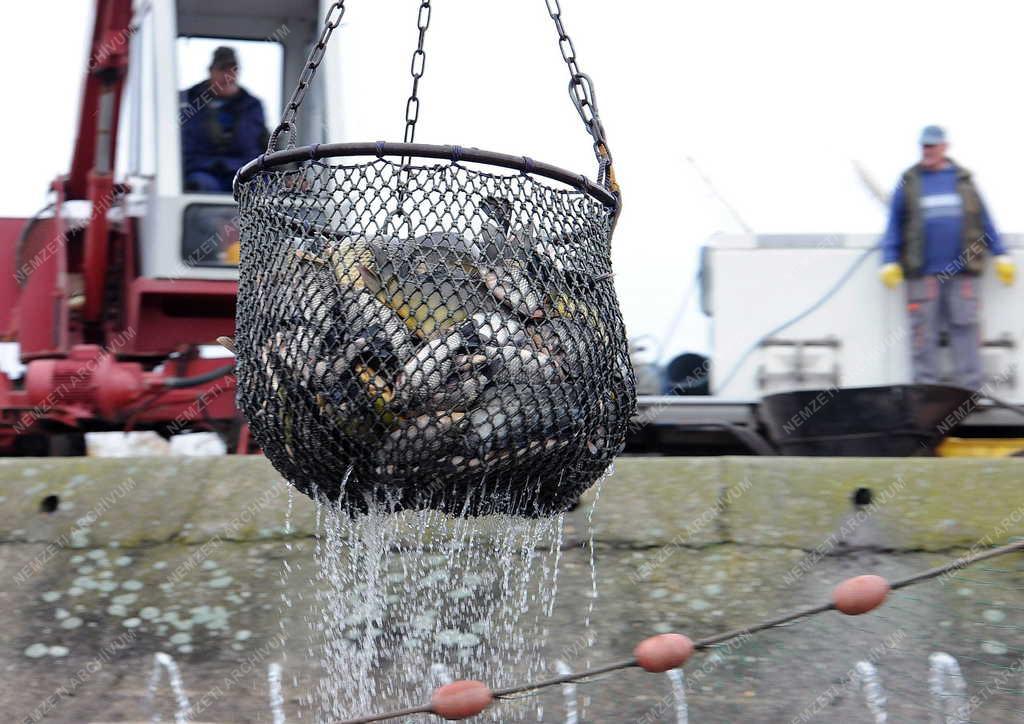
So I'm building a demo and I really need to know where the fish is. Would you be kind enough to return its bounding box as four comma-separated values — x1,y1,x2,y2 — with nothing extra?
480,195,515,235
528,317,593,380
453,353,489,372
457,380,582,466
530,380,586,440
461,385,530,462
480,262,545,319
375,410,469,471
531,233,606,280
291,248,341,329
457,312,529,348
325,237,375,289
357,232,486,339
544,293,610,346
355,363,395,408
308,289,415,390
424,372,489,411
258,335,284,394
484,344,558,385
477,195,540,259
475,197,550,318
393,331,468,406
584,386,631,461
294,290,413,431
341,290,416,367
264,329,303,379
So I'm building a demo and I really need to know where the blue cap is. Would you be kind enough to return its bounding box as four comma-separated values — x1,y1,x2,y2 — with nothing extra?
919,125,947,145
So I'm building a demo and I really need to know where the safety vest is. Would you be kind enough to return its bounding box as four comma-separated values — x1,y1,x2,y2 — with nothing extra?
899,160,985,277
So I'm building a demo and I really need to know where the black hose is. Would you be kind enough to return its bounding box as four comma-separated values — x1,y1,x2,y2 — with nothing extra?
981,393,1024,420
163,363,235,389
14,201,56,286
665,421,777,456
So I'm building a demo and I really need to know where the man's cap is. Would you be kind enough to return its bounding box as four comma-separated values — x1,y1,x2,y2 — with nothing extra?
919,125,947,145
210,46,239,70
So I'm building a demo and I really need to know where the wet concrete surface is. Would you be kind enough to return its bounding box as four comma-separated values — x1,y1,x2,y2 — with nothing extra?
0,456,1022,723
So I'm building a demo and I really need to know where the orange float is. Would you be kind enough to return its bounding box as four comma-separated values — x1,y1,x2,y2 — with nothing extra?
832,575,890,615
633,633,695,673
430,679,493,720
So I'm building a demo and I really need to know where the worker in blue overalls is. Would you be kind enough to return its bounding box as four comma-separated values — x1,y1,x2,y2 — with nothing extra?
879,125,1015,390
180,47,269,193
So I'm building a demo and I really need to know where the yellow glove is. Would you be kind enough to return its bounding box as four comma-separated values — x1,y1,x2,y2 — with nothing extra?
225,240,241,265
995,255,1016,286
879,262,904,289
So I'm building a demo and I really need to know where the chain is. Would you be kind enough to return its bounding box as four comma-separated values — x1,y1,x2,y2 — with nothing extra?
266,0,615,199
543,0,617,193
403,0,433,145
267,0,348,152
393,0,433,229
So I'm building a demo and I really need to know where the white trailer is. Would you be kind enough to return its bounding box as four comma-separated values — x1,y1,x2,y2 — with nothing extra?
632,233,1024,451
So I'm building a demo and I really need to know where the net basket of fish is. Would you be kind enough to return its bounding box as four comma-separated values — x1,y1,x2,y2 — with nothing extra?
233,150,634,517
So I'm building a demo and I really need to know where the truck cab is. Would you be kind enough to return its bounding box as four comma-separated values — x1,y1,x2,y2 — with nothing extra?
117,0,336,352
0,0,340,453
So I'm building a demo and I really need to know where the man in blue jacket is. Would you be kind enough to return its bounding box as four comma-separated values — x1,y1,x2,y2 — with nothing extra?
180,47,269,193
879,126,1015,389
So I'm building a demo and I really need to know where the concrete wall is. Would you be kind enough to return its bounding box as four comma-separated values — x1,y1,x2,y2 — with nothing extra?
1,456,1022,722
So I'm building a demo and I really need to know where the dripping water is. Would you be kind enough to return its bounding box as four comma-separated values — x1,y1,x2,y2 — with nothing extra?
666,668,688,724
268,662,286,724
306,494,566,722
146,652,191,724
928,652,967,724
555,660,577,724
854,660,888,723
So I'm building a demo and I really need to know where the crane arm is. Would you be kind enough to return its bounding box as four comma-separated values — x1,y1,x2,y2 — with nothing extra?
65,0,133,200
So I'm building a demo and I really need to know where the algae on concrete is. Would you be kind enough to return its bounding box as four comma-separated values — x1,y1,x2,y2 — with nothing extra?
1,455,1022,722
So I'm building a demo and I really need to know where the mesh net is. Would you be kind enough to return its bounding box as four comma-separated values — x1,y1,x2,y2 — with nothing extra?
234,157,635,517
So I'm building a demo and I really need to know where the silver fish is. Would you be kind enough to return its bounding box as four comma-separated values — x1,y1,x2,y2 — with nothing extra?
425,372,489,411
462,385,529,460
377,410,468,466
394,331,468,404
529,317,592,379
462,312,529,347
342,290,415,363
484,345,558,385
481,263,545,319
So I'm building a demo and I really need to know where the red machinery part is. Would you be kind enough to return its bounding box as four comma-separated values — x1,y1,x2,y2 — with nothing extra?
0,0,247,453
22,344,236,425
25,345,144,419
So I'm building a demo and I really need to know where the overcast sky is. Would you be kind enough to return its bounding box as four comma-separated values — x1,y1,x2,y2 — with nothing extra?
2,1,1021,361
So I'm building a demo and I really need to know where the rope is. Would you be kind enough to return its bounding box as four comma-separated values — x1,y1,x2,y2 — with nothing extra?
334,538,1024,724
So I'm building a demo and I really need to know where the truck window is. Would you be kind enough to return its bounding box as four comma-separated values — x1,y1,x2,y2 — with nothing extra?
176,37,283,194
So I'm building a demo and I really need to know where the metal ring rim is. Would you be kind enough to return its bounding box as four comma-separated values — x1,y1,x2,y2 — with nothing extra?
234,141,618,208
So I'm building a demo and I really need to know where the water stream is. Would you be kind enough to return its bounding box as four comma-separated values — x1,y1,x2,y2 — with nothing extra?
928,652,968,724
268,661,286,724
307,498,566,721
854,661,888,724
139,647,977,722
235,462,984,723
145,652,191,723
667,668,688,724
555,660,578,724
